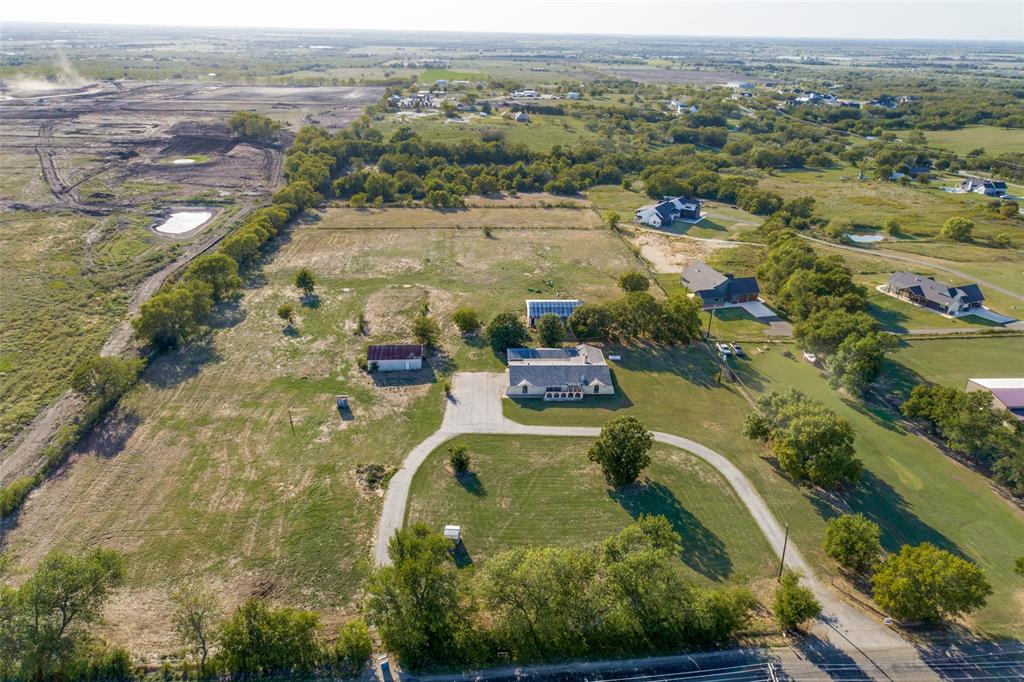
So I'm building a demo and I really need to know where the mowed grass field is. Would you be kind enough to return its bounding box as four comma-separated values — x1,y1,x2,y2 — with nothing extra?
758,166,1021,243
502,342,1024,635
887,337,1024,389
2,219,642,652
738,347,1024,635
407,435,776,584
925,125,1024,155
313,204,604,230
374,112,600,152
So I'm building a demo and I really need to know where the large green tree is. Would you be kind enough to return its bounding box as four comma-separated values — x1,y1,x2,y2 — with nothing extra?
940,216,974,242
184,252,243,302
537,313,566,347
793,309,878,354
872,544,991,621
617,271,651,292
487,312,530,353
773,570,821,630
216,599,321,675
588,416,653,487
567,303,613,341
827,331,900,396
365,524,464,667
70,356,142,404
170,581,220,672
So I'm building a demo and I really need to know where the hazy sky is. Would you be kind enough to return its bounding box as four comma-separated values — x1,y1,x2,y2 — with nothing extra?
3,1,1023,41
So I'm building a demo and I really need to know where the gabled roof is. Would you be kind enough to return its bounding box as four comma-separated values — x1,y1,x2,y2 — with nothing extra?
682,262,760,299
888,272,984,306
367,344,423,362
507,344,612,388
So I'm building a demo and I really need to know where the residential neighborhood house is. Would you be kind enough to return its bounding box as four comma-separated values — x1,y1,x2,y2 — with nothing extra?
506,345,615,400
367,344,423,372
884,272,985,316
526,299,582,327
681,262,760,308
634,196,702,228
959,177,1008,196
965,378,1024,422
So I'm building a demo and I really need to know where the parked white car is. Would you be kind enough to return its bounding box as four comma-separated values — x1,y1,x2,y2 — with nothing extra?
716,343,732,355
803,351,817,365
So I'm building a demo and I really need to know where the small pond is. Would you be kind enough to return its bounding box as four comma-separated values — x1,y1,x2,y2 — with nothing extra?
172,158,197,165
154,210,212,235
846,233,885,244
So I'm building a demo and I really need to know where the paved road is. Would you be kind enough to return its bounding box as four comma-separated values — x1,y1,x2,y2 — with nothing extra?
374,373,930,679
803,235,1024,304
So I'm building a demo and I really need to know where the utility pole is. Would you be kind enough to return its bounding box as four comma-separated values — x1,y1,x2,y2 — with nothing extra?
705,309,714,341
777,523,790,581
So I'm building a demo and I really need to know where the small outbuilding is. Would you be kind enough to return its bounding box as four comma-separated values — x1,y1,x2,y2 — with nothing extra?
367,344,423,372
525,299,582,327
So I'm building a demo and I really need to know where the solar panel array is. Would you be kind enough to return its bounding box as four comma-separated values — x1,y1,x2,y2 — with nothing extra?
526,299,582,319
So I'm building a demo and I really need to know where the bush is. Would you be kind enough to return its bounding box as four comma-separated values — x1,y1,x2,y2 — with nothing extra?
70,356,142,405
823,513,882,574
448,445,471,473
617,271,650,292
412,315,441,348
486,312,529,353
940,216,974,242
823,218,852,239
882,216,901,235
452,307,482,334
334,619,373,676
277,302,295,326
773,570,821,630
217,599,321,675
0,475,39,518
295,267,316,297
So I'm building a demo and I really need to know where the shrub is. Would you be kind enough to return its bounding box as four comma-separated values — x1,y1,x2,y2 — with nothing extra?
217,599,321,675
412,315,441,348
823,513,882,574
452,307,482,335
277,303,295,326
882,216,901,235
295,267,316,297
773,570,821,629
70,356,142,404
617,271,650,292
449,445,471,473
940,216,974,242
334,619,373,676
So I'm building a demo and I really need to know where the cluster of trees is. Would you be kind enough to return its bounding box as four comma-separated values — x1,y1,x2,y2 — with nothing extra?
744,389,862,488
566,293,703,345
134,176,310,349
902,385,1024,496
367,517,758,667
227,111,282,144
757,226,896,396
822,513,993,622
0,549,372,681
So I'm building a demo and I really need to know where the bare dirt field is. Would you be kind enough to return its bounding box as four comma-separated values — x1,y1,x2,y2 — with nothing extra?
0,223,639,657
0,82,381,458
603,67,753,85
622,226,737,273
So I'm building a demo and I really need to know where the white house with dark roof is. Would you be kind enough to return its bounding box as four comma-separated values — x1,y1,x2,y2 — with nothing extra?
884,272,985,315
635,196,702,228
506,345,614,400
959,177,1008,196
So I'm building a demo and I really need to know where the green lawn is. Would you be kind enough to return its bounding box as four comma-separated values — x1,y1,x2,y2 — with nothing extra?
887,337,1024,389
406,435,776,584
758,166,1019,242
419,69,488,83
738,346,1024,635
502,342,1024,635
925,126,1024,155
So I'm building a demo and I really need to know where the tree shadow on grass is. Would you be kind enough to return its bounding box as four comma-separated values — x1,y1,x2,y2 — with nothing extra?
455,471,487,497
144,340,222,389
609,479,733,580
809,470,963,559
868,300,913,334
451,541,474,569
610,342,722,390
84,408,141,460
206,298,247,330
370,364,437,388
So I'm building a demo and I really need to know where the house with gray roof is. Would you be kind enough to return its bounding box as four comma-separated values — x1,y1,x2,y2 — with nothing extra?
635,196,702,228
681,262,760,308
884,272,985,315
506,345,614,400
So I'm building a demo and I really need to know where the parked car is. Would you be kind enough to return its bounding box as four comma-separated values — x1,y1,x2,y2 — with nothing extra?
716,342,732,355
803,351,817,365
731,343,745,356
